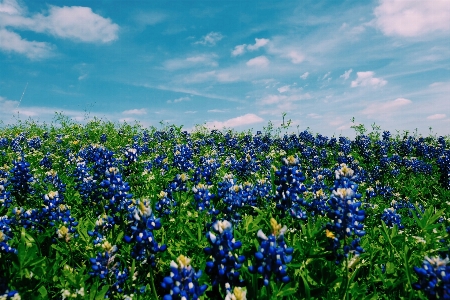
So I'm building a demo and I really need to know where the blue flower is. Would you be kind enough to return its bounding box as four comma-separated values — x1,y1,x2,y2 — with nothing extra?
413,256,450,299
161,255,208,300
204,220,245,289
325,164,365,264
248,218,293,286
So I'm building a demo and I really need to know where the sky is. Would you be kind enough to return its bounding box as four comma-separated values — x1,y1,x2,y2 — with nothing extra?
1,0,450,138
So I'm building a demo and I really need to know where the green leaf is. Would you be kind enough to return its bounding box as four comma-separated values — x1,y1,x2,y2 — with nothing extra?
38,286,48,298
95,285,110,300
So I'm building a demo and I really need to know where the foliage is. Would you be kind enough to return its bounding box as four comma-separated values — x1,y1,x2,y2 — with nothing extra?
0,115,449,299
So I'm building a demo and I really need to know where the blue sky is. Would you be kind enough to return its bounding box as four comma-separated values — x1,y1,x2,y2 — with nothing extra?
1,0,450,138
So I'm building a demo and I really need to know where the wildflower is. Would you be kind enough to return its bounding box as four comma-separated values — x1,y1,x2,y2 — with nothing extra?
204,220,245,289
248,218,293,286
161,255,208,300
325,164,365,264
225,286,247,300
413,256,450,298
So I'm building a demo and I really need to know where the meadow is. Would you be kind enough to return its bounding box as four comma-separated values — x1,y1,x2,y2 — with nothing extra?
0,114,450,299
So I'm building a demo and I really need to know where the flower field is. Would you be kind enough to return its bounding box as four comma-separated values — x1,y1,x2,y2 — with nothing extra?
1,116,450,299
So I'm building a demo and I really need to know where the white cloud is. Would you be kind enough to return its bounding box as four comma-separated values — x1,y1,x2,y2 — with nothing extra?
300,72,309,79
0,28,53,59
374,0,450,37
185,110,197,114
286,50,305,64
277,85,290,93
260,92,311,105
0,95,19,112
40,6,119,43
208,109,228,113
0,0,23,15
0,1,119,51
195,31,223,46
163,54,218,70
206,113,264,129
351,71,387,87
247,38,269,51
232,44,246,56
340,69,353,80
183,70,239,83
78,74,88,80
135,11,166,26
167,96,190,104
361,98,412,117
427,114,446,120
122,108,147,115
246,55,269,67
307,113,321,119
322,72,331,80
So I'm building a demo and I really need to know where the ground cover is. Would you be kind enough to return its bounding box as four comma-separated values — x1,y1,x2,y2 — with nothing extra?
0,115,450,299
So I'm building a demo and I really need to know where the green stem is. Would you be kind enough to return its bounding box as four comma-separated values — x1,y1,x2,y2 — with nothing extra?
149,267,158,299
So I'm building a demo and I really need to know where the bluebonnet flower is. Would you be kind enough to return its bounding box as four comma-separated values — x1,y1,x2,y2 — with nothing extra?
124,199,166,265
325,164,365,264
9,156,34,205
248,218,293,286
381,207,404,229
204,220,245,289
273,156,307,219
100,133,107,143
224,286,247,300
0,171,12,209
0,289,20,300
173,145,195,172
0,137,9,149
100,167,132,214
413,256,450,299
27,136,42,150
0,216,17,254
161,255,208,300
218,175,258,223
155,189,177,215
39,152,53,170
89,240,118,279
192,183,215,212
124,147,138,166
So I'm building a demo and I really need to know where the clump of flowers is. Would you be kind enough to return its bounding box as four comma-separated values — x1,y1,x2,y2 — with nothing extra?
204,220,245,290
381,207,404,229
124,199,166,265
248,218,293,286
0,216,17,254
325,163,365,264
412,256,450,299
273,156,307,219
161,255,208,300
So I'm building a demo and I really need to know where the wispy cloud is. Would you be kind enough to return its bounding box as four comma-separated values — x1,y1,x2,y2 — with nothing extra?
427,114,446,120
351,71,387,88
194,31,223,46
373,0,450,37
208,109,228,113
135,11,166,26
300,72,309,79
163,54,218,70
277,85,290,93
340,69,353,80
361,98,412,117
206,113,264,129
246,55,269,67
247,38,269,51
167,96,190,104
232,38,269,56
0,28,53,59
123,108,147,115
